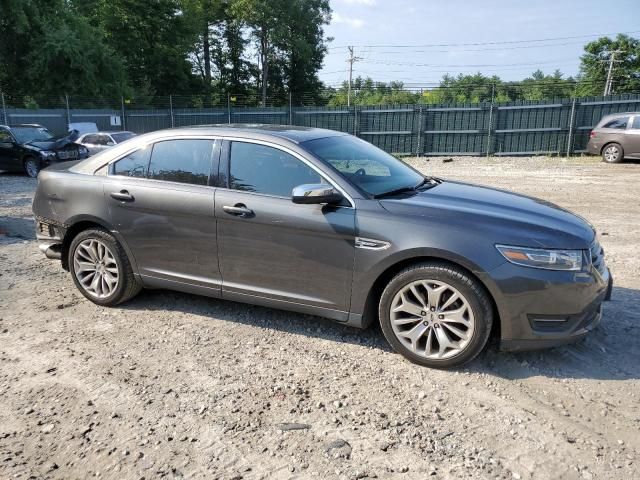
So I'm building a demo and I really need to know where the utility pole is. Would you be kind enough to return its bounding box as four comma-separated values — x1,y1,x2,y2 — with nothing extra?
603,50,622,96
346,46,362,107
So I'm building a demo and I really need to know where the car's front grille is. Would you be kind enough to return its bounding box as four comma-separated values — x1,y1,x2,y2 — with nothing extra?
590,239,606,275
57,149,79,160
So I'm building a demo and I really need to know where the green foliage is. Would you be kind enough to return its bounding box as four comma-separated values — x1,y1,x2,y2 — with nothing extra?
327,77,420,106
576,34,640,96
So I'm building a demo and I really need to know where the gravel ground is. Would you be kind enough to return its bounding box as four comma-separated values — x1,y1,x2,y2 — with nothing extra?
1,156,639,480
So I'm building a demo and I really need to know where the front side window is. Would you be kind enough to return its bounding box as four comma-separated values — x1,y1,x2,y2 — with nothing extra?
229,142,323,197
96,135,112,146
602,117,629,129
112,147,151,178
148,139,214,185
302,135,423,197
83,134,98,144
631,116,640,130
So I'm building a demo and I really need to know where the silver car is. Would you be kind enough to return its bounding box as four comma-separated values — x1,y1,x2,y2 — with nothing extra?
77,131,136,156
587,112,640,163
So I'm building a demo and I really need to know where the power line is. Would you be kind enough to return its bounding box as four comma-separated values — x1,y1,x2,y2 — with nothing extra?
326,30,640,50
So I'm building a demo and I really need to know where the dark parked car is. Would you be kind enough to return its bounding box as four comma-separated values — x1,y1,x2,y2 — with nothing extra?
0,124,89,177
587,112,640,163
77,131,137,156
32,125,612,368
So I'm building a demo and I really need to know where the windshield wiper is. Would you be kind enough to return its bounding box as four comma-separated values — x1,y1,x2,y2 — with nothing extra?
374,177,440,198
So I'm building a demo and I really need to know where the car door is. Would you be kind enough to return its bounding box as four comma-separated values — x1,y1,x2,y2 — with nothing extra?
0,128,19,170
81,134,100,156
104,137,222,292
626,115,640,156
215,139,356,315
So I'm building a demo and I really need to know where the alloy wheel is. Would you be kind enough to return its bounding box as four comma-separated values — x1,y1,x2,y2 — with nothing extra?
73,239,119,299
604,145,619,162
25,159,40,178
389,279,475,360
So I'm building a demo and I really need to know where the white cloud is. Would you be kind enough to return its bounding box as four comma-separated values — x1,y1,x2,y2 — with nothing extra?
332,12,366,29
337,0,376,5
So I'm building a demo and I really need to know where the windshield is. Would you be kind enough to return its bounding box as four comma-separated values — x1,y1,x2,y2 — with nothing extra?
302,135,424,196
111,132,136,143
11,126,54,143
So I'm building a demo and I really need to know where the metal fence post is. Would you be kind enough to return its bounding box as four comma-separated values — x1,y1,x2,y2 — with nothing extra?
169,95,175,128
227,93,231,124
65,94,71,129
485,84,495,157
415,105,423,157
121,96,127,131
353,104,358,137
288,91,293,125
566,98,577,157
1,91,7,125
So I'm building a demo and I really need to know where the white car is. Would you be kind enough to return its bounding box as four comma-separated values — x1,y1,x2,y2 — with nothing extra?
76,131,137,156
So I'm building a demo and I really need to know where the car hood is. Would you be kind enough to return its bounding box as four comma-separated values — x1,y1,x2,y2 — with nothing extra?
379,180,595,249
26,130,80,151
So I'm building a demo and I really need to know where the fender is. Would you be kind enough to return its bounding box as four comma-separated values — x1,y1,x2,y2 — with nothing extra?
63,214,141,276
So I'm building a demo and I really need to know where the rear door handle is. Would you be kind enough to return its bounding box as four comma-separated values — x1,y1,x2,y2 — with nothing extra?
110,190,135,202
223,204,253,217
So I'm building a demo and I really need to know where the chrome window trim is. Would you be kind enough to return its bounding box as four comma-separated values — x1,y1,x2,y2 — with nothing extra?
102,134,355,208
222,136,355,209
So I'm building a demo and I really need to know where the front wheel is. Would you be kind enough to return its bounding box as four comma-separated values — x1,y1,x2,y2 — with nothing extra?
24,157,41,178
379,262,493,368
68,228,142,306
602,143,624,163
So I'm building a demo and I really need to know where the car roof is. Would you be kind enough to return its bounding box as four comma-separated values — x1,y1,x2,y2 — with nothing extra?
81,131,135,136
172,124,348,144
600,112,639,120
6,123,45,128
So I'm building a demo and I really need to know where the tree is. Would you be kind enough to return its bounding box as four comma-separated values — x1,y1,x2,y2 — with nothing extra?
327,77,420,106
0,0,129,105
519,70,576,100
576,34,640,96
232,0,331,105
85,0,202,99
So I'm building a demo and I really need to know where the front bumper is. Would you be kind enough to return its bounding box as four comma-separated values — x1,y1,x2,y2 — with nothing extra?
480,260,612,352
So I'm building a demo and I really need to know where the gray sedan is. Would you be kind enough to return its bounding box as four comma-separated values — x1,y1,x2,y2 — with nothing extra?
32,125,611,368
76,131,136,156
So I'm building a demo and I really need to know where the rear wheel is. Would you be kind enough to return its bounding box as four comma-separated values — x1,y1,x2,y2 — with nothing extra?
24,157,41,178
68,228,141,306
602,143,624,163
379,262,493,368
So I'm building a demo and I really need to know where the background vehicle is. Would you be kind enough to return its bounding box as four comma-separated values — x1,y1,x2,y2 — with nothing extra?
587,112,640,163
0,124,89,177
76,131,137,156
32,125,611,368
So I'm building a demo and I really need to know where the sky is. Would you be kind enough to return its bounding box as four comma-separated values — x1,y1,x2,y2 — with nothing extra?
320,0,640,87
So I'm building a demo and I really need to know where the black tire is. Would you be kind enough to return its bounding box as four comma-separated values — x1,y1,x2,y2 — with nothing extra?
23,156,41,178
379,262,493,368
601,143,624,164
68,228,142,306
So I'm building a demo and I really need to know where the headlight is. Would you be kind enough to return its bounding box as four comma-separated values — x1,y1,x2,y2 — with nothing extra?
40,150,57,158
78,146,88,154
496,244,583,271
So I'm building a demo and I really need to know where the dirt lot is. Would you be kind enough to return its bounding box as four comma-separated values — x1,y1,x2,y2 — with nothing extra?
1,156,639,480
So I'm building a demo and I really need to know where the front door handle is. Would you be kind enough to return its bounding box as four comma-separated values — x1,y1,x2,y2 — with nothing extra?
223,204,253,217
110,190,135,202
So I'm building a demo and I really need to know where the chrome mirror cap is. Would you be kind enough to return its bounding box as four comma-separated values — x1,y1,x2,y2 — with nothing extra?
291,184,344,205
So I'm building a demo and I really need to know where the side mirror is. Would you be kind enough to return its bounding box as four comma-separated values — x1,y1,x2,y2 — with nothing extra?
292,183,344,205
106,141,115,146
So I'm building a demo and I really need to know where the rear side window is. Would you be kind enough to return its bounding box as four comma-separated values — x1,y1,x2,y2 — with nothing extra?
602,117,629,129
112,148,151,178
83,134,98,144
229,142,322,197
148,139,215,186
